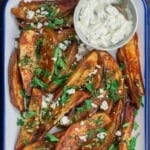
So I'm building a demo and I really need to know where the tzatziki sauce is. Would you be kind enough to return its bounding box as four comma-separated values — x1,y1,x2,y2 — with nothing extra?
76,0,133,48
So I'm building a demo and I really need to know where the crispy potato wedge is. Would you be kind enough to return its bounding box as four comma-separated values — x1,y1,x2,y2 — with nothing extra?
53,50,99,100
18,30,37,95
15,88,42,150
119,103,134,150
47,41,78,92
56,113,111,150
57,28,76,43
8,50,24,111
23,131,64,150
92,100,123,150
117,34,144,108
39,28,58,84
38,90,90,140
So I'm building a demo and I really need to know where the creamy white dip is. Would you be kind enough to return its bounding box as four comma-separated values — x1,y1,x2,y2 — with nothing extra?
76,0,133,48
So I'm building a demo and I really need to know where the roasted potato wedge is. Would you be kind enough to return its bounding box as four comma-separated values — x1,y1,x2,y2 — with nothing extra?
23,131,64,150
92,100,123,150
119,103,134,150
8,50,24,111
53,50,99,100
117,34,144,108
15,88,42,150
18,30,37,95
56,113,111,150
47,41,78,92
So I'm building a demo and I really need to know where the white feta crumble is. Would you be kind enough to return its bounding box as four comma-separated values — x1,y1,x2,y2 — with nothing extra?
66,89,76,95
41,7,44,11
79,135,88,142
96,65,101,69
24,0,31,3
42,94,53,108
41,11,49,15
97,132,106,140
64,40,71,45
75,54,83,61
44,22,49,26
26,10,35,19
88,69,98,76
58,43,67,50
30,23,35,28
51,57,57,62
115,130,122,137
118,90,122,94
80,121,85,126
51,101,59,109
100,100,108,111
37,22,43,29
60,116,71,126
36,9,41,14
91,103,98,108
99,88,104,94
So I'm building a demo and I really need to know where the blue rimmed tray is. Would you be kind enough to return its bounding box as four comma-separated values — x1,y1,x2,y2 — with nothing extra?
0,0,150,150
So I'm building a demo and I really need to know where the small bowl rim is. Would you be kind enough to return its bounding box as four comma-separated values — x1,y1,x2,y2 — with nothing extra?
73,0,138,51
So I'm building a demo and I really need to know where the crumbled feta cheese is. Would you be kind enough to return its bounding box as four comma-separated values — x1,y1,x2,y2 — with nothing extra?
41,11,49,15
100,100,108,111
37,22,43,29
42,94,53,108
24,0,31,3
60,116,71,126
97,132,106,140
30,22,35,28
92,103,98,108
75,128,79,131
97,94,104,99
64,40,71,45
118,90,122,94
96,65,101,69
51,57,57,62
41,7,44,11
58,43,67,50
99,88,104,94
115,130,122,137
26,10,35,19
51,101,59,109
66,89,76,95
79,135,88,142
36,9,40,14
80,121,85,125
75,54,83,61
88,69,98,76
44,22,48,26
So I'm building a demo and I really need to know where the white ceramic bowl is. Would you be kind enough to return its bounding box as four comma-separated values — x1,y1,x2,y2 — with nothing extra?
74,0,138,51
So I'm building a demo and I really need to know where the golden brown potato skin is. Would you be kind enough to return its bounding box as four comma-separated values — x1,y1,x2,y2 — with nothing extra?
18,30,37,95
15,88,42,150
8,50,24,112
117,34,144,108
56,113,111,150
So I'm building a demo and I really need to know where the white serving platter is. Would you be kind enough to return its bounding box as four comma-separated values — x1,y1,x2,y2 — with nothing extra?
3,0,149,150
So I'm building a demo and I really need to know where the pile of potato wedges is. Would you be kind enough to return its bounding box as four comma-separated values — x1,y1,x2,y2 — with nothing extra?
8,0,144,150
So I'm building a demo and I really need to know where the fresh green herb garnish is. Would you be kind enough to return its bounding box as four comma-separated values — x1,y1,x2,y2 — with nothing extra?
30,77,48,90
108,143,118,150
88,129,94,138
18,55,31,66
25,110,36,119
120,63,125,71
35,68,50,79
123,122,129,128
45,133,59,143
97,128,106,133
76,99,92,113
85,82,94,95
20,89,30,100
105,79,120,102
127,136,138,150
59,86,74,106
35,38,44,60
52,73,70,86
133,122,139,131
139,96,144,107
23,139,29,146
17,118,24,126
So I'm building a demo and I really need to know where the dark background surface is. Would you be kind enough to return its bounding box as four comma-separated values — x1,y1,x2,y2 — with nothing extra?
0,0,149,150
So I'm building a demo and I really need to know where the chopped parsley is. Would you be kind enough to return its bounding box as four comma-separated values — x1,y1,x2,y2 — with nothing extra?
45,133,59,143
25,110,36,119
76,99,92,113
108,143,118,150
17,118,24,126
123,122,129,128
30,77,48,90
20,89,30,100
85,82,95,95
88,129,94,138
133,122,139,131
35,38,44,60
105,79,120,102
59,86,74,106
120,63,125,71
34,68,50,79
18,55,31,66
139,96,144,107
127,136,138,150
